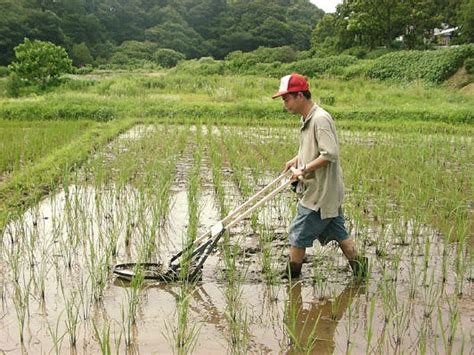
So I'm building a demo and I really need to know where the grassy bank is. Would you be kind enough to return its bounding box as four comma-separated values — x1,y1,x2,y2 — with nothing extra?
0,118,136,230
0,73,472,125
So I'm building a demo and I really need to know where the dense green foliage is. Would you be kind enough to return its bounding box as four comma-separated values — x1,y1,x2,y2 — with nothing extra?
313,0,473,51
8,38,72,89
465,57,474,74
1,0,471,69
287,55,357,77
153,48,186,68
173,44,472,85
0,0,323,65
368,45,474,83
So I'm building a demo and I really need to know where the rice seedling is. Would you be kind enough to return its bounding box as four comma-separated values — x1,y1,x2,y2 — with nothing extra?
366,297,376,354
46,311,66,354
92,319,112,355
11,274,31,344
122,267,144,347
60,281,81,348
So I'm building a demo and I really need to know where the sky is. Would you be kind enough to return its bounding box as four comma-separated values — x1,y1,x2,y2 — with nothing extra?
310,0,343,13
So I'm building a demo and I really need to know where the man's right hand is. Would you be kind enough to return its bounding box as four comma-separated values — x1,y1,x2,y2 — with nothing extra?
284,157,298,172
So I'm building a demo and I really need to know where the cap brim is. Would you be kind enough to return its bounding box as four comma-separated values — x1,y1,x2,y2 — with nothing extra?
272,91,288,99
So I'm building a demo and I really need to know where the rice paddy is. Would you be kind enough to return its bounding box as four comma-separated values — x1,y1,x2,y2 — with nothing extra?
1,121,472,353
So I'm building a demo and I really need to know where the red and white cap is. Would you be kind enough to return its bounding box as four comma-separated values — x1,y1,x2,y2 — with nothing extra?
272,73,309,99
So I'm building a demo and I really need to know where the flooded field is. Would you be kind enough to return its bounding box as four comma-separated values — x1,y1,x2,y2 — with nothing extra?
1,124,472,354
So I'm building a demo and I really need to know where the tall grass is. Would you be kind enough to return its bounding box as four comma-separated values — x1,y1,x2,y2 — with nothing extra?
0,119,94,176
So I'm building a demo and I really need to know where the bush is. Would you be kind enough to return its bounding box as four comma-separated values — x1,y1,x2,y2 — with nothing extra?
108,41,161,68
71,42,94,67
286,55,357,77
0,66,9,77
368,45,474,83
365,48,396,60
6,72,21,97
75,65,94,75
465,57,474,74
174,58,227,75
342,46,368,59
8,38,73,89
153,48,185,68
225,46,298,73
340,60,375,79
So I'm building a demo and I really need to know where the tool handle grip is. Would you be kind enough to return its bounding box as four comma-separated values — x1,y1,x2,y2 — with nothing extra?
289,166,304,181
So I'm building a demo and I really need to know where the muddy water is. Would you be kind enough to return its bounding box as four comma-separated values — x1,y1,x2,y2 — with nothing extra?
1,125,472,354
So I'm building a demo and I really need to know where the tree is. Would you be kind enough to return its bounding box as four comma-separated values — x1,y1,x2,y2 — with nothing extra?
339,0,406,49
311,14,337,48
0,1,28,65
145,22,206,58
109,40,158,64
24,9,66,46
71,42,93,67
329,0,446,49
153,48,185,67
8,38,72,89
401,0,440,49
457,0,474,43
251,17,291,47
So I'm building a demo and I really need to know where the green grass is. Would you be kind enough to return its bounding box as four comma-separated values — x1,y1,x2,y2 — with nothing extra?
0,119,95,177
0,118,137,230
0,72,472,125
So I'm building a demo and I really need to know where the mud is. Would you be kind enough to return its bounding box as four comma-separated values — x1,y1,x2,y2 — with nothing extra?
1,125,472,354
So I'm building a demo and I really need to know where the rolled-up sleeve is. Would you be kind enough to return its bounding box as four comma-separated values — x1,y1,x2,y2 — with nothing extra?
316,127,339,162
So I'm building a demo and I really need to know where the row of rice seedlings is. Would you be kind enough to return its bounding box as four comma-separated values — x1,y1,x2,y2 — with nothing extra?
34,124,185,351
221,231,250,353
207,123,228,218
219,127,254,198
342,130,472,352
122,269,144,348
208,126,250,352
124,125,188,261
102,125,190,350
60,280,81,348
165,124,203,354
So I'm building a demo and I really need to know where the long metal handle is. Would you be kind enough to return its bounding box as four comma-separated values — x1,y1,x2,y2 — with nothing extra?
222,171,289,224
187,173,296,272
169,168,301,265
177,171,290,248
225,177,292,230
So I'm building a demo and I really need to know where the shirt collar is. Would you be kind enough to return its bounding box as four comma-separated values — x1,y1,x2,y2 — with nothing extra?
300,104,318,130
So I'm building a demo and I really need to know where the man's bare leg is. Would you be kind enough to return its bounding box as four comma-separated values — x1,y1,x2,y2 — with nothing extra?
282,246,306,279
290,246,306,264
338,238,358,260
338,238,368,278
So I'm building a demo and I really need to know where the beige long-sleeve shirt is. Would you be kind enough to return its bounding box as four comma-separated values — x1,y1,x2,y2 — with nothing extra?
297,104,344,219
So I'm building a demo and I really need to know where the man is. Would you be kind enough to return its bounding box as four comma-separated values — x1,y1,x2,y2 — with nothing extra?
272,73,367,279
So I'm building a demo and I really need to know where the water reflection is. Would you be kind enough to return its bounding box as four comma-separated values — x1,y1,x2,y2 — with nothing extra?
285,281,365,354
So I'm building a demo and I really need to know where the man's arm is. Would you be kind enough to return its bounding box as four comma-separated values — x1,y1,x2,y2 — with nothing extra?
284,155,299,172
291,156,330,180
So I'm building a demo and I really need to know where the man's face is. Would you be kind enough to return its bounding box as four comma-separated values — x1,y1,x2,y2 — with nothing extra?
282,93,301,115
